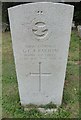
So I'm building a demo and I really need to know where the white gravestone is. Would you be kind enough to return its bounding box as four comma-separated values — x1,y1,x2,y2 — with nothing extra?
8,2,74,106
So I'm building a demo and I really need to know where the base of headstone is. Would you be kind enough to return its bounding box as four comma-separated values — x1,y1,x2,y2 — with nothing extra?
23,102,59,113
24,107,58,114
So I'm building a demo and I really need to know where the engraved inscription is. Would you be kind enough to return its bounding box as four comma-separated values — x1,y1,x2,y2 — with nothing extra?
23,45,59,60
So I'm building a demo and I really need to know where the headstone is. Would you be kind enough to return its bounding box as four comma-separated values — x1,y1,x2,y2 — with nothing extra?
8,2,74,106
72,21,76,30
2,23,9,32
77,25,81,38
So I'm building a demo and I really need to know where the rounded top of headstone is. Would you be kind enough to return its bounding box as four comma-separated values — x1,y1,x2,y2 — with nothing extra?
8,2,74,11
2,0,81,2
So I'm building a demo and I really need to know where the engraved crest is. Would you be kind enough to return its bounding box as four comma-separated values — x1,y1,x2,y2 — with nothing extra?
32,20,48,40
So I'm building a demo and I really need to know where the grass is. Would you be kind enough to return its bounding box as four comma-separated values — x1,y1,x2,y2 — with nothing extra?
2,30,80,118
